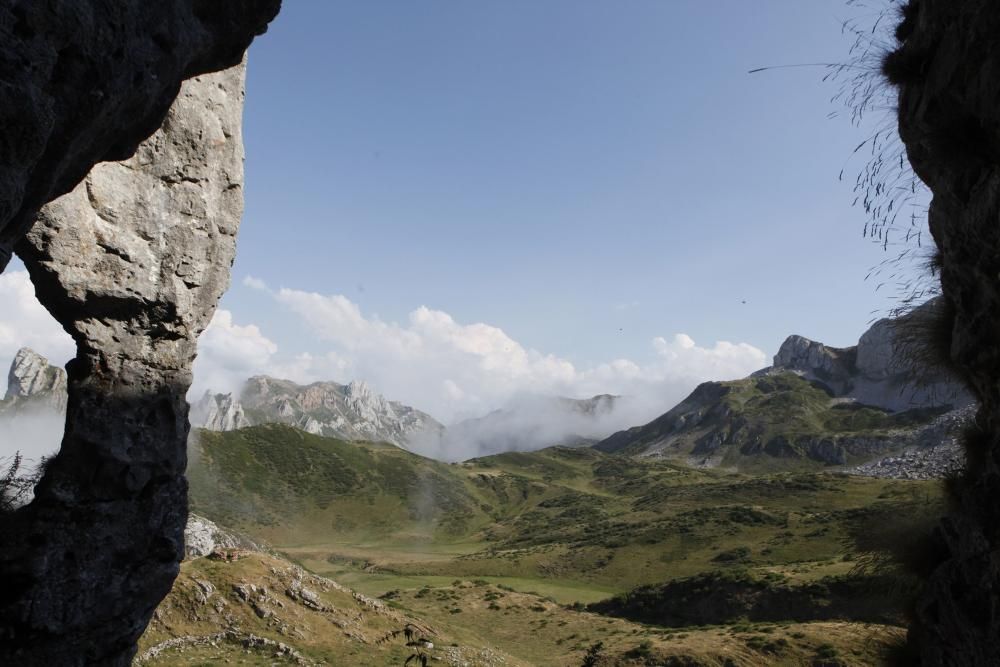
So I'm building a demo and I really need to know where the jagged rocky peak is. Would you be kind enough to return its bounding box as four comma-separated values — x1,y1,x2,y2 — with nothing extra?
597,299,974,468
2,348,67,414
193,392,250,432
195,375,443,449
771,299,971,412
6,348,66,400
773,336,856,388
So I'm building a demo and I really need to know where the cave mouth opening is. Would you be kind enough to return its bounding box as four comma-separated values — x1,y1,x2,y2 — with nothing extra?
0,264,74,510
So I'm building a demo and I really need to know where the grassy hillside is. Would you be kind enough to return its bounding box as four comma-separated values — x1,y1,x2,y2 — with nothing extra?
189,425,943,598
189,424,490,544
140,550,905,667
137,550,520,666
596,372,948,470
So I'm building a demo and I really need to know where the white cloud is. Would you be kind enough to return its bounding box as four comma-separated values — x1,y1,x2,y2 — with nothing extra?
0,270,769,455
0,271,75,394
242,275,269,291
191,309,279,395
243,280,767,423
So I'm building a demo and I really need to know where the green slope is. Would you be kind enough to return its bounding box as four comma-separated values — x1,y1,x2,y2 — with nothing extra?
188,424,491,544
596,372,948,470
188,424,943,598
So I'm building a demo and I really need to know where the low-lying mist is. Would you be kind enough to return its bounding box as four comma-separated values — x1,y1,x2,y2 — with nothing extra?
407,392,668,462
0,410,63,507
0,410,63,465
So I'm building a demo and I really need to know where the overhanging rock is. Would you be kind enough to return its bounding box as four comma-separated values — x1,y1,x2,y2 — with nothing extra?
0,61,249,667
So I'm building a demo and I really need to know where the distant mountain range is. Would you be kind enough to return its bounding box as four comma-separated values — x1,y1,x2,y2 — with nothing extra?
193,378,632,457
192,376,444,449
596,300,973,470
1,298,975,473
0,347,634,457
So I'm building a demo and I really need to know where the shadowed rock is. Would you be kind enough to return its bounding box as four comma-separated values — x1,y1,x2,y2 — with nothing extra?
0,62,248,666
887,1,1000,663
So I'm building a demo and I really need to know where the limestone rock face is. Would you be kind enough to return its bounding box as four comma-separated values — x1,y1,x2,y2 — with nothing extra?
0,63,249,666
773,335,857,395
2,347,66,413
0,0,280,271
206,376,446,448
193,392,251,432
772,299,972,412
184,514,259,560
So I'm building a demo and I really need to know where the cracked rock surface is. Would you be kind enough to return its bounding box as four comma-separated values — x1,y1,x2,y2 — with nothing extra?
0,62,248,666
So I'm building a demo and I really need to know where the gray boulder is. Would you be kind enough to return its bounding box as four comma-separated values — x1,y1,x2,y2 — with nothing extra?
184,514,260,560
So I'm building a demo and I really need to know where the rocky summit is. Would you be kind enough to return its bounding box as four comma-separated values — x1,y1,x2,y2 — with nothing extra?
772,298,971,412
0,348,67,416
597,301,973,472
192,376,444,449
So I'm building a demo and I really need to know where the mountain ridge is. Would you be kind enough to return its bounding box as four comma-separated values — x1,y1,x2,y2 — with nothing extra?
192,376,445,449
596,300,973,470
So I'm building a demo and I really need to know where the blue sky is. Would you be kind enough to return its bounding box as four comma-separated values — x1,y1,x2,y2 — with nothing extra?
232,1,907,357
2,2,926,423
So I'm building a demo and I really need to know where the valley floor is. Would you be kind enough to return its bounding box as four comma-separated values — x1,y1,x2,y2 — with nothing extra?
139,552,904,667
154,427,945,665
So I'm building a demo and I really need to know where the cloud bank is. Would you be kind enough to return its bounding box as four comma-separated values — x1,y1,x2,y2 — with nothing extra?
0,270,769,460
225,277,768,425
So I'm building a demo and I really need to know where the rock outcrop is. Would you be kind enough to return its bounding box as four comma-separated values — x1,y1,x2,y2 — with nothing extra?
183,514,261,560
773,298,971,412
597,304,971,471
0,347,66,414
193,392,251,432
0,0,280,271
887,2,1000,662
0,62,250,666
195,376,445,449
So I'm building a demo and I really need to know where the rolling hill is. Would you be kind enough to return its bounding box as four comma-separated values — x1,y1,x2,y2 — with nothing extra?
187,425,943,594
595,372,954,471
